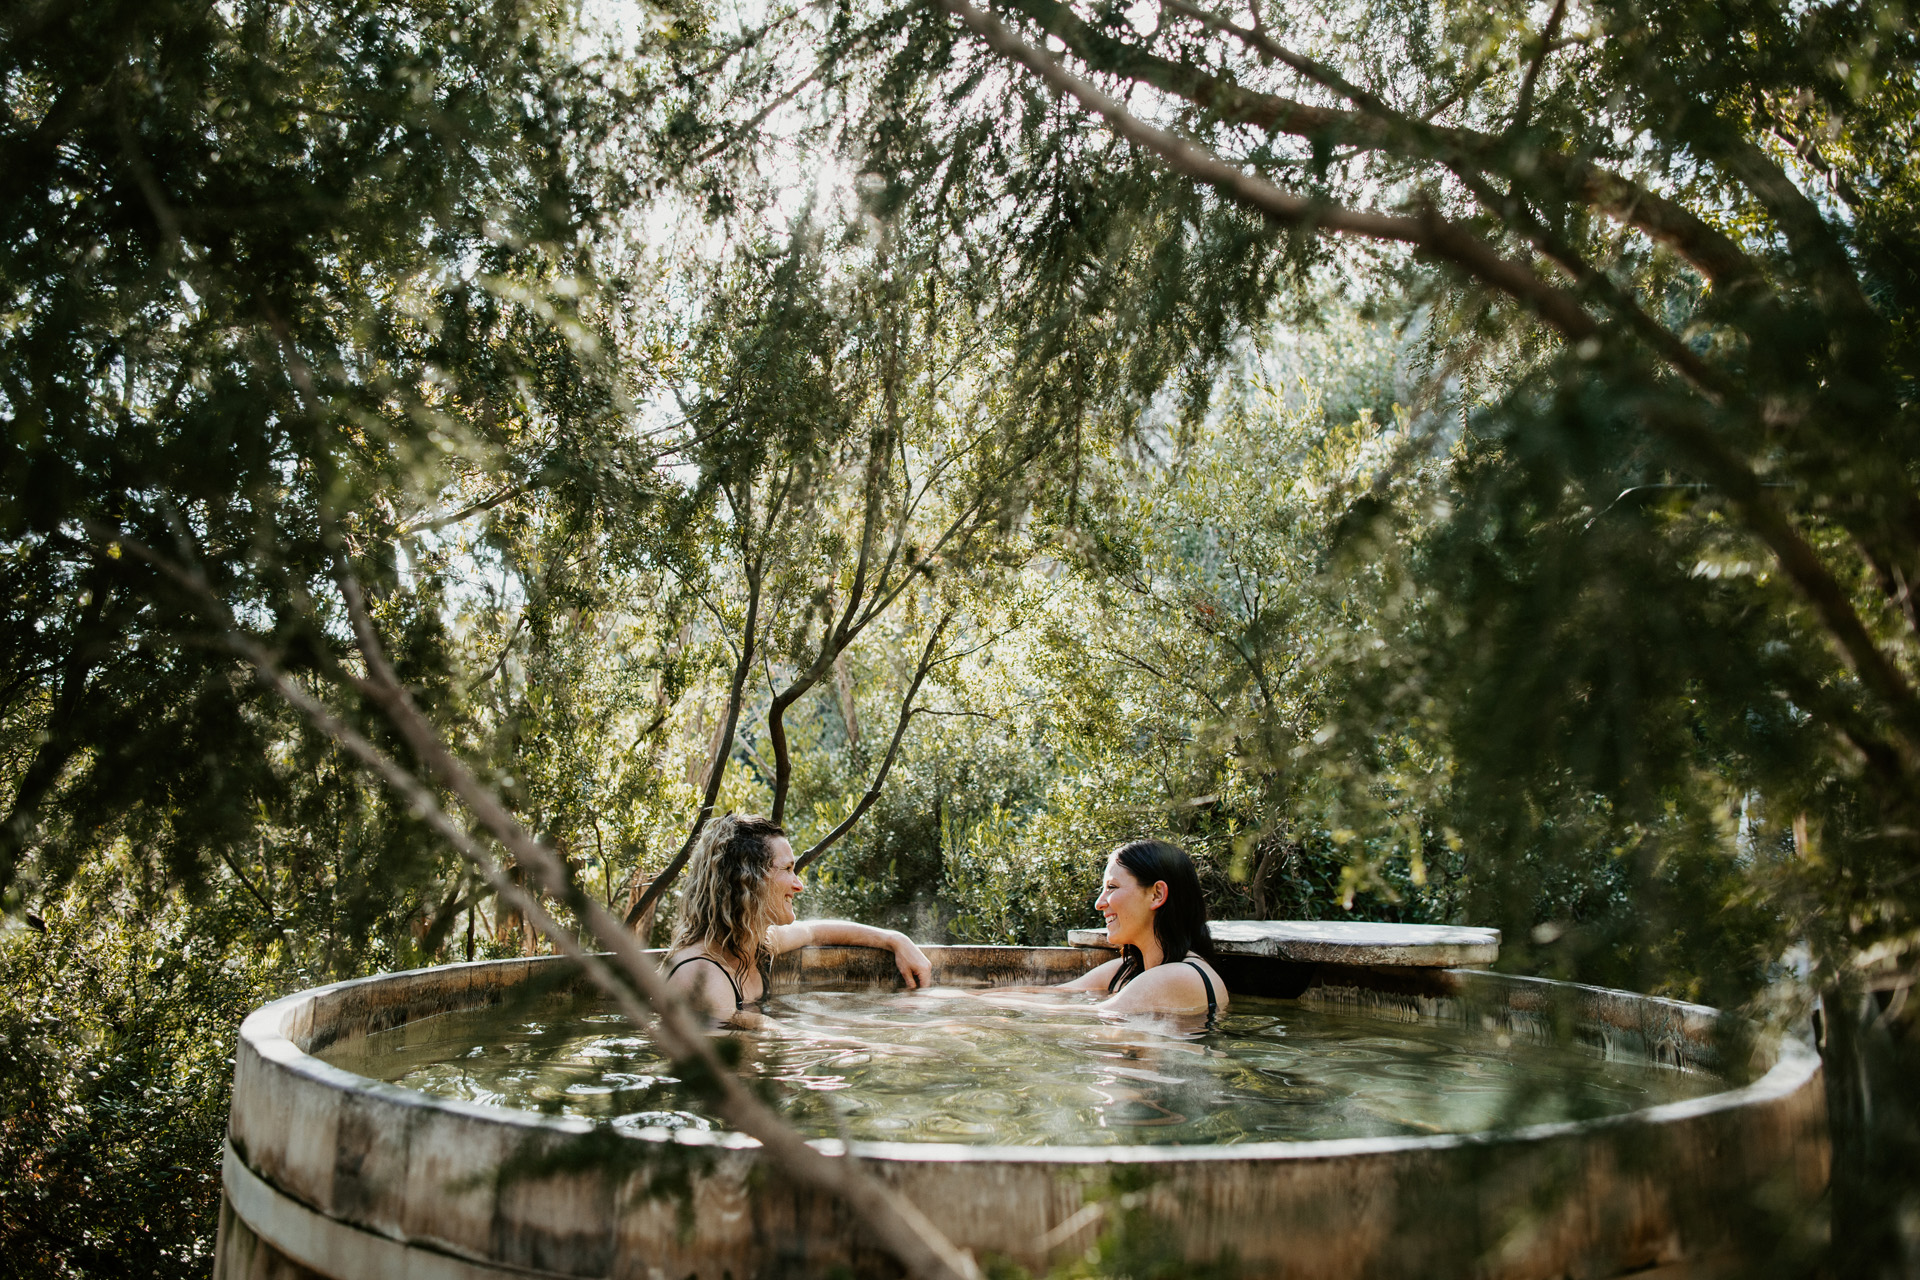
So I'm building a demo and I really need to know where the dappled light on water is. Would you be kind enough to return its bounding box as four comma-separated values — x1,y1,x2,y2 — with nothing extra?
324,990,1722,1146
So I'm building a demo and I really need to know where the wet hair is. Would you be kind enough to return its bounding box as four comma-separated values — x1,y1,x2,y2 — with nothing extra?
1109,838,1214,984
670,813,788,972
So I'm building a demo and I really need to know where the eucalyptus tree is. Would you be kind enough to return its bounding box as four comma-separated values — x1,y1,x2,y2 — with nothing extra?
671,0,1919,1262
0,0,679,935
0,0,1025,1272
618,209,1095,924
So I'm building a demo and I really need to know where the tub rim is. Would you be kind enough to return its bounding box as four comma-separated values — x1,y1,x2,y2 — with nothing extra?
240,947,1822,1169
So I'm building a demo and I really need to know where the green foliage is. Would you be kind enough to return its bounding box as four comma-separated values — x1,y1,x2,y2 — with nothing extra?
0,880,281,1280
8,0,1920,1269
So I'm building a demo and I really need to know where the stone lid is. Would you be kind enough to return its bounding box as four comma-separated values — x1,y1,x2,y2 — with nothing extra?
1066,919,1501,968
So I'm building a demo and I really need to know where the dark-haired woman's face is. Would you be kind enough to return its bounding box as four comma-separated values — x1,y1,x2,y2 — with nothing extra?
1095,856,1166,950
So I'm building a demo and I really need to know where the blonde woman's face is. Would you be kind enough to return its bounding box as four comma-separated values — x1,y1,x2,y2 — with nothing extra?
765,837,803,924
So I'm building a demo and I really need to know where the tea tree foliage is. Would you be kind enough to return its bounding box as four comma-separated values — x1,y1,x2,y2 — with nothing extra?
2,0,658,925
4,0,1919,1272
0,879,279,1280
802,0,1919,1260
0,4,680,1270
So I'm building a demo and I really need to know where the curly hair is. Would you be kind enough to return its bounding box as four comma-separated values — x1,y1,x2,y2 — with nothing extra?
669,813,787,972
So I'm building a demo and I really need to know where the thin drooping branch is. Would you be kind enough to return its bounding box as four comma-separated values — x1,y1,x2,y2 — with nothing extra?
466,607,529,692
1168,0,1789,334
418,875,482,958
834,649,861,752
1510,0,1567,132
1703,131,1876,323
943,0,1601,340
947,0,1920,759
323,574,979,1280
690,5,916,168
1162,0,1392,121
1432,160,1735,399
400,480,532,535
1001,0,1762,292
1631,404,1920,758
795,615,952,872
218,843,288,947
1753,98,1865,211
767,430,997,822
1171,0,1655,339
693,70,822,165
627,470,805,920
769,412,898,823
766,613,835,825
625,551,765,928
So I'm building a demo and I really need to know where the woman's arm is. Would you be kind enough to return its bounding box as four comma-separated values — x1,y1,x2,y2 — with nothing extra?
767,919,933,988
973,955,1124,996
1054,955,1124,993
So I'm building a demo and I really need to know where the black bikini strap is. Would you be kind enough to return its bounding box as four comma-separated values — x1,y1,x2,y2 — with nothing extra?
667,955,744,1010
1184,960,1218,1022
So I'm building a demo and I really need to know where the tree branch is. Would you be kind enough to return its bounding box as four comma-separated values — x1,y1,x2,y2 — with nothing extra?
466,607,529,692
108,531,979,1280
796,617,951,872
1510,0,1567,132
625,552,765,927
948,0,1920,760
218,843,289,948
768,610,842,825
944,0,1602,340
400,481,532,536
1014,0,1762,292
693,70,822,165
1633,404,1920,758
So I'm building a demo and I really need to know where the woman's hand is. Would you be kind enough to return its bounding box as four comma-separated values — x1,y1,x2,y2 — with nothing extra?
891,932,933,989
769,918,934,989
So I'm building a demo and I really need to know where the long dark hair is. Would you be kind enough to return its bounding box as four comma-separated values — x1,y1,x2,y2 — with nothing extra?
1111,838,1214,984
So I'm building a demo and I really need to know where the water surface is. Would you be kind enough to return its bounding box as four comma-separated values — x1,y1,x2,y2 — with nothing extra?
322,987,1723,1146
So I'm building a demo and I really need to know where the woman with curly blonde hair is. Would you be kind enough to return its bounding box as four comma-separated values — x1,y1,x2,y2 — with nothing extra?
662,813,931,1019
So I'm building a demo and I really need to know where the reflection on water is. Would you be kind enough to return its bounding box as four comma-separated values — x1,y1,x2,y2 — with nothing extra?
321,989,1723,1146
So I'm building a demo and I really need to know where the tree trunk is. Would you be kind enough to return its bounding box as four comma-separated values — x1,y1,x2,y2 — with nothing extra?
1821,976,1920,1277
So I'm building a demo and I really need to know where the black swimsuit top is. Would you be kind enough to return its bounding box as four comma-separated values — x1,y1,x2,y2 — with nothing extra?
1108,956,1219,1021
667,952,772,1011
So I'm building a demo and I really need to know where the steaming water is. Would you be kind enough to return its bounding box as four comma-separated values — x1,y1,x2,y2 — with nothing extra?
322,987,1723,1146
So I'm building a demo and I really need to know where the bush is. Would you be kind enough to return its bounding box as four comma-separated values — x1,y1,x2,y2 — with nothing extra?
0,881,283,1280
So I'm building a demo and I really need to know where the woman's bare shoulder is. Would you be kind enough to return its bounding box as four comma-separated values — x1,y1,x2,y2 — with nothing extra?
1102,957,1227,1015
663,950,736,1013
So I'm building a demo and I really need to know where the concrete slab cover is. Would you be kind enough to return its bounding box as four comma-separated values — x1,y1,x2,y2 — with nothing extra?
1067,919,1502,966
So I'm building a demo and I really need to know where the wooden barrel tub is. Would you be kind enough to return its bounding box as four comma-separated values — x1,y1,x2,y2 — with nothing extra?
212,942,1826,1279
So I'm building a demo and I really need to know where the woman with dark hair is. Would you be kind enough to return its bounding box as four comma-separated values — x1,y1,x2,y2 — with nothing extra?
1053,839,1227,1018
662,813,932,1020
